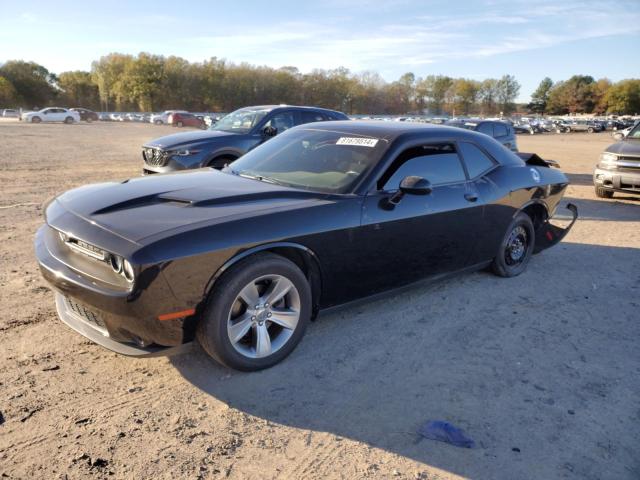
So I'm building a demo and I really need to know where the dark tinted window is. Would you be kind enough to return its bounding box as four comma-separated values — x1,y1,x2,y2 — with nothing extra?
477,122,493,136
381,143,466,190
264,111,295,132
493,123,508,137
458,142,496,178
301,111,327,123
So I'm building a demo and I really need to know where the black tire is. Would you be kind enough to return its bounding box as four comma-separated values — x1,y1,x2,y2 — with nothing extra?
587,127,594,133
64,116,73,124
154,120,162,125
595,186,614,198
177,121,183,127
208,156,236,169
86,117,93,123
197,253,312,371
32,116,41,123
491,212,535,278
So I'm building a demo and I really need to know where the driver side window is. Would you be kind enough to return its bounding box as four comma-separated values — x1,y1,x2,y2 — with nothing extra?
379,143,466,190
264,111,295,134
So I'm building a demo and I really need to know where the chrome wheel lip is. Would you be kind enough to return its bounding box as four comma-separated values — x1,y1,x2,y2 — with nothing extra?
227,274,301,359
505,225,528,266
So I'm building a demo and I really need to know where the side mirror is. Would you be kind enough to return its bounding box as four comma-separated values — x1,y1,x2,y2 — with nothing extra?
399,176,432,195
263,125,278,137
382,176,432,210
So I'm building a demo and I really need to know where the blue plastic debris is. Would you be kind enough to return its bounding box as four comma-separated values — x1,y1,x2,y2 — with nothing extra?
417,420,475,448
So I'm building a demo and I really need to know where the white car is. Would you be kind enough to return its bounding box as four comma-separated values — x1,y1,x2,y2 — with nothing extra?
150,110,188,125
2,109,19,118
21,107,81,124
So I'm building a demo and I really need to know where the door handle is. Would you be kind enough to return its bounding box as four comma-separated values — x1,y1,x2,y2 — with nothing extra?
464,193,478,202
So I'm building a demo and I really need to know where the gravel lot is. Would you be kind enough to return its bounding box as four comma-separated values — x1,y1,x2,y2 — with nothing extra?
0,120,638,480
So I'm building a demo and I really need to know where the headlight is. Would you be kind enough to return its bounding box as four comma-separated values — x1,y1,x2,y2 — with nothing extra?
109,254,134,282
173,148,202,156
600,152,618,165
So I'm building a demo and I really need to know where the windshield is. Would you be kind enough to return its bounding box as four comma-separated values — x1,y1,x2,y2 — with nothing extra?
628,122,640,139
211,108,270,133
225,128,388,194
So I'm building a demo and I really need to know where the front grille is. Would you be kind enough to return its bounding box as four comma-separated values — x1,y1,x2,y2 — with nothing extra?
142,147,168,167
617,156,640,169
65,296,107,333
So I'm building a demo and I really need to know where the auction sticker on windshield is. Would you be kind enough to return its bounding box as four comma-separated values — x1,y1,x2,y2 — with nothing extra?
336,137,379,147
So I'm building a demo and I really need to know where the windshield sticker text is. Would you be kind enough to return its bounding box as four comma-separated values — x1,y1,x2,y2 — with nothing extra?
336,137,379,147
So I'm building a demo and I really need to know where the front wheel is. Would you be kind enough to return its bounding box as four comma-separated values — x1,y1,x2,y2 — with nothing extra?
595,186,614,198
197,253,311,371
31,116,42,123
154,120,162,125
491,212,535,278
64,116,74,124
587,127,594,133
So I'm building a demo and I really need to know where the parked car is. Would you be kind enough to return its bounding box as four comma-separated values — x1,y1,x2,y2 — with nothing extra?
593,121,640,198
150,110,188,125
70,108,99,122
2,108,19,118
167,112,206,129
35,121,577,370
109,113,125,122
141,105,349,174
612,120,640,140
446,120,518,151
566,120,604,133
21,107,81,124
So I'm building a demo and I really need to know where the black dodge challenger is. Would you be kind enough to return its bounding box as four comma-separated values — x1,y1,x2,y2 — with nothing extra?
35,122,577,371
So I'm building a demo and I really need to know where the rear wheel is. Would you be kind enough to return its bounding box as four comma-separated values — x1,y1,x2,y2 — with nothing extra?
154,119,162,125
197,253,311,371
595,186,614,198
64,116,74,124
86,117,93,123
491,212,535,278
587,127,594,133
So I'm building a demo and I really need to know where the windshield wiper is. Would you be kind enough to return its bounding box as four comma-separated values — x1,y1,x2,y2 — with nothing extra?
237,172,287,187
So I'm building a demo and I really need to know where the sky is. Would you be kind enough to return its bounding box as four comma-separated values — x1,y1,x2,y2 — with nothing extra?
1,0,639,102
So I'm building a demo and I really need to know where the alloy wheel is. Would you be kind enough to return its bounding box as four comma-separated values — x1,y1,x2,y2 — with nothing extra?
227,274,301,359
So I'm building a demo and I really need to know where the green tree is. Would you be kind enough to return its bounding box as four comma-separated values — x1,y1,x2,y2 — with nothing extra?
57,71,100,109
0,76,19,106
495,74,520,114
417,75,453,115
0,60,57,108
478,78,499,115
605,79,640,115
528,77,553,114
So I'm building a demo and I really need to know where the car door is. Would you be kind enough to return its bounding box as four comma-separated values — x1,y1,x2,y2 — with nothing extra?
354,141,485,298
41,108,54,122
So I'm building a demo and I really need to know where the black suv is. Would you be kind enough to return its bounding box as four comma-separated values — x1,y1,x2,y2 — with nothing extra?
446,120,518,151
142,105,349,174
593,121,640,198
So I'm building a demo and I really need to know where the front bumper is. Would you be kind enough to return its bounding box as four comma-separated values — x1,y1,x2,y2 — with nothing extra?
54,293,192,356
35,225,196,357
593,166,640,194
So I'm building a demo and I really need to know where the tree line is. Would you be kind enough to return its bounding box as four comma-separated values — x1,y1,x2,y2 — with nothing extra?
1,54,639,115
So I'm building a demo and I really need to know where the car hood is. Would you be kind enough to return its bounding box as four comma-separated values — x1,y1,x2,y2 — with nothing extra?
144,129,238,149
52,169,328,244
606,139,640,156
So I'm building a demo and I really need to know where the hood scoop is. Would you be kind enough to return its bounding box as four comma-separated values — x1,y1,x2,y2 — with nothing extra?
91,187,318,216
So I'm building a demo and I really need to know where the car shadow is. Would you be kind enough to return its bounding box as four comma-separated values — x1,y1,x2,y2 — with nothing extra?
556,196,640,222
171,241,639,479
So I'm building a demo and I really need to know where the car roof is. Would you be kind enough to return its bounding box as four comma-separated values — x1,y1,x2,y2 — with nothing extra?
294,120,476,141
239,105,345,115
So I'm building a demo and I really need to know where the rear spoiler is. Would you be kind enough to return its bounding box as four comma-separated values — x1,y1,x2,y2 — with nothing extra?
516,152,560,168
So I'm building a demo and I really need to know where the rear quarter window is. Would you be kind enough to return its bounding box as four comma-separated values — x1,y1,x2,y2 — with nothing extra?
457,142,496,178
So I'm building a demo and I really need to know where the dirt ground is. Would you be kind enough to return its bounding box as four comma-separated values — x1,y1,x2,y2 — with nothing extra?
0,120,638,480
